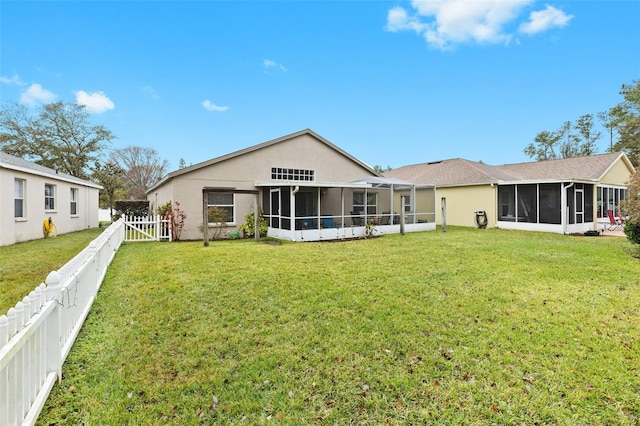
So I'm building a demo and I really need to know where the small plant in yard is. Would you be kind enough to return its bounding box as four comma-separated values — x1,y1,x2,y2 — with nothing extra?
157,201,187,241
238,208,268,238
198,206,228,240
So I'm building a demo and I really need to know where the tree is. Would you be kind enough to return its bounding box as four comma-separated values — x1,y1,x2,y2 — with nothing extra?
573,114,601,156
110,146,170,200
0,101,115,179
524,130,560,161
621,157,640,244
92,160,127,216
525,117,600,161
610,80,640,167
373,165,392,173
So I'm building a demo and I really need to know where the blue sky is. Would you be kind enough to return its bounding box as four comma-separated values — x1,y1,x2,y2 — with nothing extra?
1,1,639,171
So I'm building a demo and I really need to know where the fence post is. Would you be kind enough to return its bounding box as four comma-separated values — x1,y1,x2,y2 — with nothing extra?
45,271,63,382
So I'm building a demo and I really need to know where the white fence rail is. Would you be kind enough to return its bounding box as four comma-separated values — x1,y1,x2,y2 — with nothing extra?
0,218,126,426
124,215,172,242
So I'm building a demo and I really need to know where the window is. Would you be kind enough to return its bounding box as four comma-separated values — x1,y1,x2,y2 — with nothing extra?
597,186,627,218
45,184,56,211
403,195,412,213
15,179,25,218
498,185,515,221
271,167,315,181
207,192,234,224
70,188,78,215
353,192,377,215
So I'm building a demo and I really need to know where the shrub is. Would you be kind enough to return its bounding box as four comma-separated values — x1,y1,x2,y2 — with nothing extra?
239,209,268,238
156,201,187,241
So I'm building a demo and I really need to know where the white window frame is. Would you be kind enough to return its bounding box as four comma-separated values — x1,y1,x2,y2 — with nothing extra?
207,192,235,225
15,178,26,219
45,183,56,211
70,188,78,216
353,191,377,215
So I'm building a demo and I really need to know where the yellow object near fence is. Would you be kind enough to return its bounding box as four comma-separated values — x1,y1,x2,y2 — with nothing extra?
43,217,57,238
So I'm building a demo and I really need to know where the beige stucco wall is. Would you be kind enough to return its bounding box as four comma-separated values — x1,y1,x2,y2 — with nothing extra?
149,133,377,240
600,157,635,186
1,168,100,247
435,184,497,228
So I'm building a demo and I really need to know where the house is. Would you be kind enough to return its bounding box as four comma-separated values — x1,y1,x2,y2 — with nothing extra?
147,129,436,242
385,152,635,234
0,151,102,246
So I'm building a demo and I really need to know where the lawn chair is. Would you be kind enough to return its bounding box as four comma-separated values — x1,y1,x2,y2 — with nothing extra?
607,209,623,231
321,216,335,228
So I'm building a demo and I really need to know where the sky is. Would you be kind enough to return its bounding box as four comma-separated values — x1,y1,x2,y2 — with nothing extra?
1,1,639,172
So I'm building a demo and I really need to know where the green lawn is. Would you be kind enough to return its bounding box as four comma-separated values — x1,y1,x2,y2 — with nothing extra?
37,228,639,424
0,228,105,314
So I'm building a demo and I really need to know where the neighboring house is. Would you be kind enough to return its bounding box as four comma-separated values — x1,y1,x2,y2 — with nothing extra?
385,152,635,234
0,151,102,247
147,129,436,242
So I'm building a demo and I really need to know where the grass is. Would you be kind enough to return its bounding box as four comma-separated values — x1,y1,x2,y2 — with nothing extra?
35,227,640,424
0,228,105,314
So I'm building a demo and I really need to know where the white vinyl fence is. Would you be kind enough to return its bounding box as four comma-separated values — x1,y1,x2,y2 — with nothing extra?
124,215,172,242
0,218,126,426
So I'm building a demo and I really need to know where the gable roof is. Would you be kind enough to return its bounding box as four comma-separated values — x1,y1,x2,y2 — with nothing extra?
0,151,102,189
385,152,634,187
148,129,379,192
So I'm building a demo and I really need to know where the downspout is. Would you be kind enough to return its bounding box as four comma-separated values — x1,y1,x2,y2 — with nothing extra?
562,182,574,235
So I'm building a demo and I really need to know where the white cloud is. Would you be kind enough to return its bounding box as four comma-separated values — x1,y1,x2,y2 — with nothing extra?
386,0,571,49
0,73,25,86
20,83,56,105
264,59,287,72
519,5,573,35
202,100,229,112
75,90,115,114
141,85,160,100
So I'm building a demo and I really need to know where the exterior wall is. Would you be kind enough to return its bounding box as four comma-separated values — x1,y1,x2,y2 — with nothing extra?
436,185,497,228
150,133,377,241
600,157,635,185
1,168,100,247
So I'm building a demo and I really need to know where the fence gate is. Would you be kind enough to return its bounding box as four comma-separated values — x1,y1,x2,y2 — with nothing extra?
124,215,172,242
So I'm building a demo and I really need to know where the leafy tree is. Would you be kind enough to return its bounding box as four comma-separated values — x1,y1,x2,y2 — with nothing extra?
373,165,392,173
524,130,560,161
598,104,627,150
93,160,127,216
110,146,170,200
610,80,640,166
573,114,601,156
0,101,115,179
525,117,600,161
621,157,640,244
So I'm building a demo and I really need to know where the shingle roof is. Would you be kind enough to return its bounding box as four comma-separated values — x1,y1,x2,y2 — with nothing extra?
0,151,101,188
385,152,633,187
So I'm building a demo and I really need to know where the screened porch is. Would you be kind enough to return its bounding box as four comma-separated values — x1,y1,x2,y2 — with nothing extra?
256,177,436,242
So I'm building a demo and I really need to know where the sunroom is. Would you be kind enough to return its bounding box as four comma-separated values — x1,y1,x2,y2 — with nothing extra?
496,180,627,234
256,176,436,242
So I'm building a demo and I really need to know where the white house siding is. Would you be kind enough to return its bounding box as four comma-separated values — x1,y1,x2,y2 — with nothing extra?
0,157,101,247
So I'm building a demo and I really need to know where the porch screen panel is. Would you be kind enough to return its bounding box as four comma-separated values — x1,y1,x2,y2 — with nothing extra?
584,184,594,222
280,187,291,230
517,184,537,223
498,185,515,221
566,185,575,225
539,183,561,224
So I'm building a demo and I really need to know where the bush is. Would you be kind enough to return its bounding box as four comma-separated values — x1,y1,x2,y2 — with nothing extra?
239,209,268,238
114,200,149,219
623,221,640,244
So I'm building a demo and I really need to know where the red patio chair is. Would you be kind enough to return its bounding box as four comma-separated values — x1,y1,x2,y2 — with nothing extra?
607,210,622,231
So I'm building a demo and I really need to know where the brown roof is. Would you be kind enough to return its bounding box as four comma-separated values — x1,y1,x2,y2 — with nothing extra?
385,152,632,187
